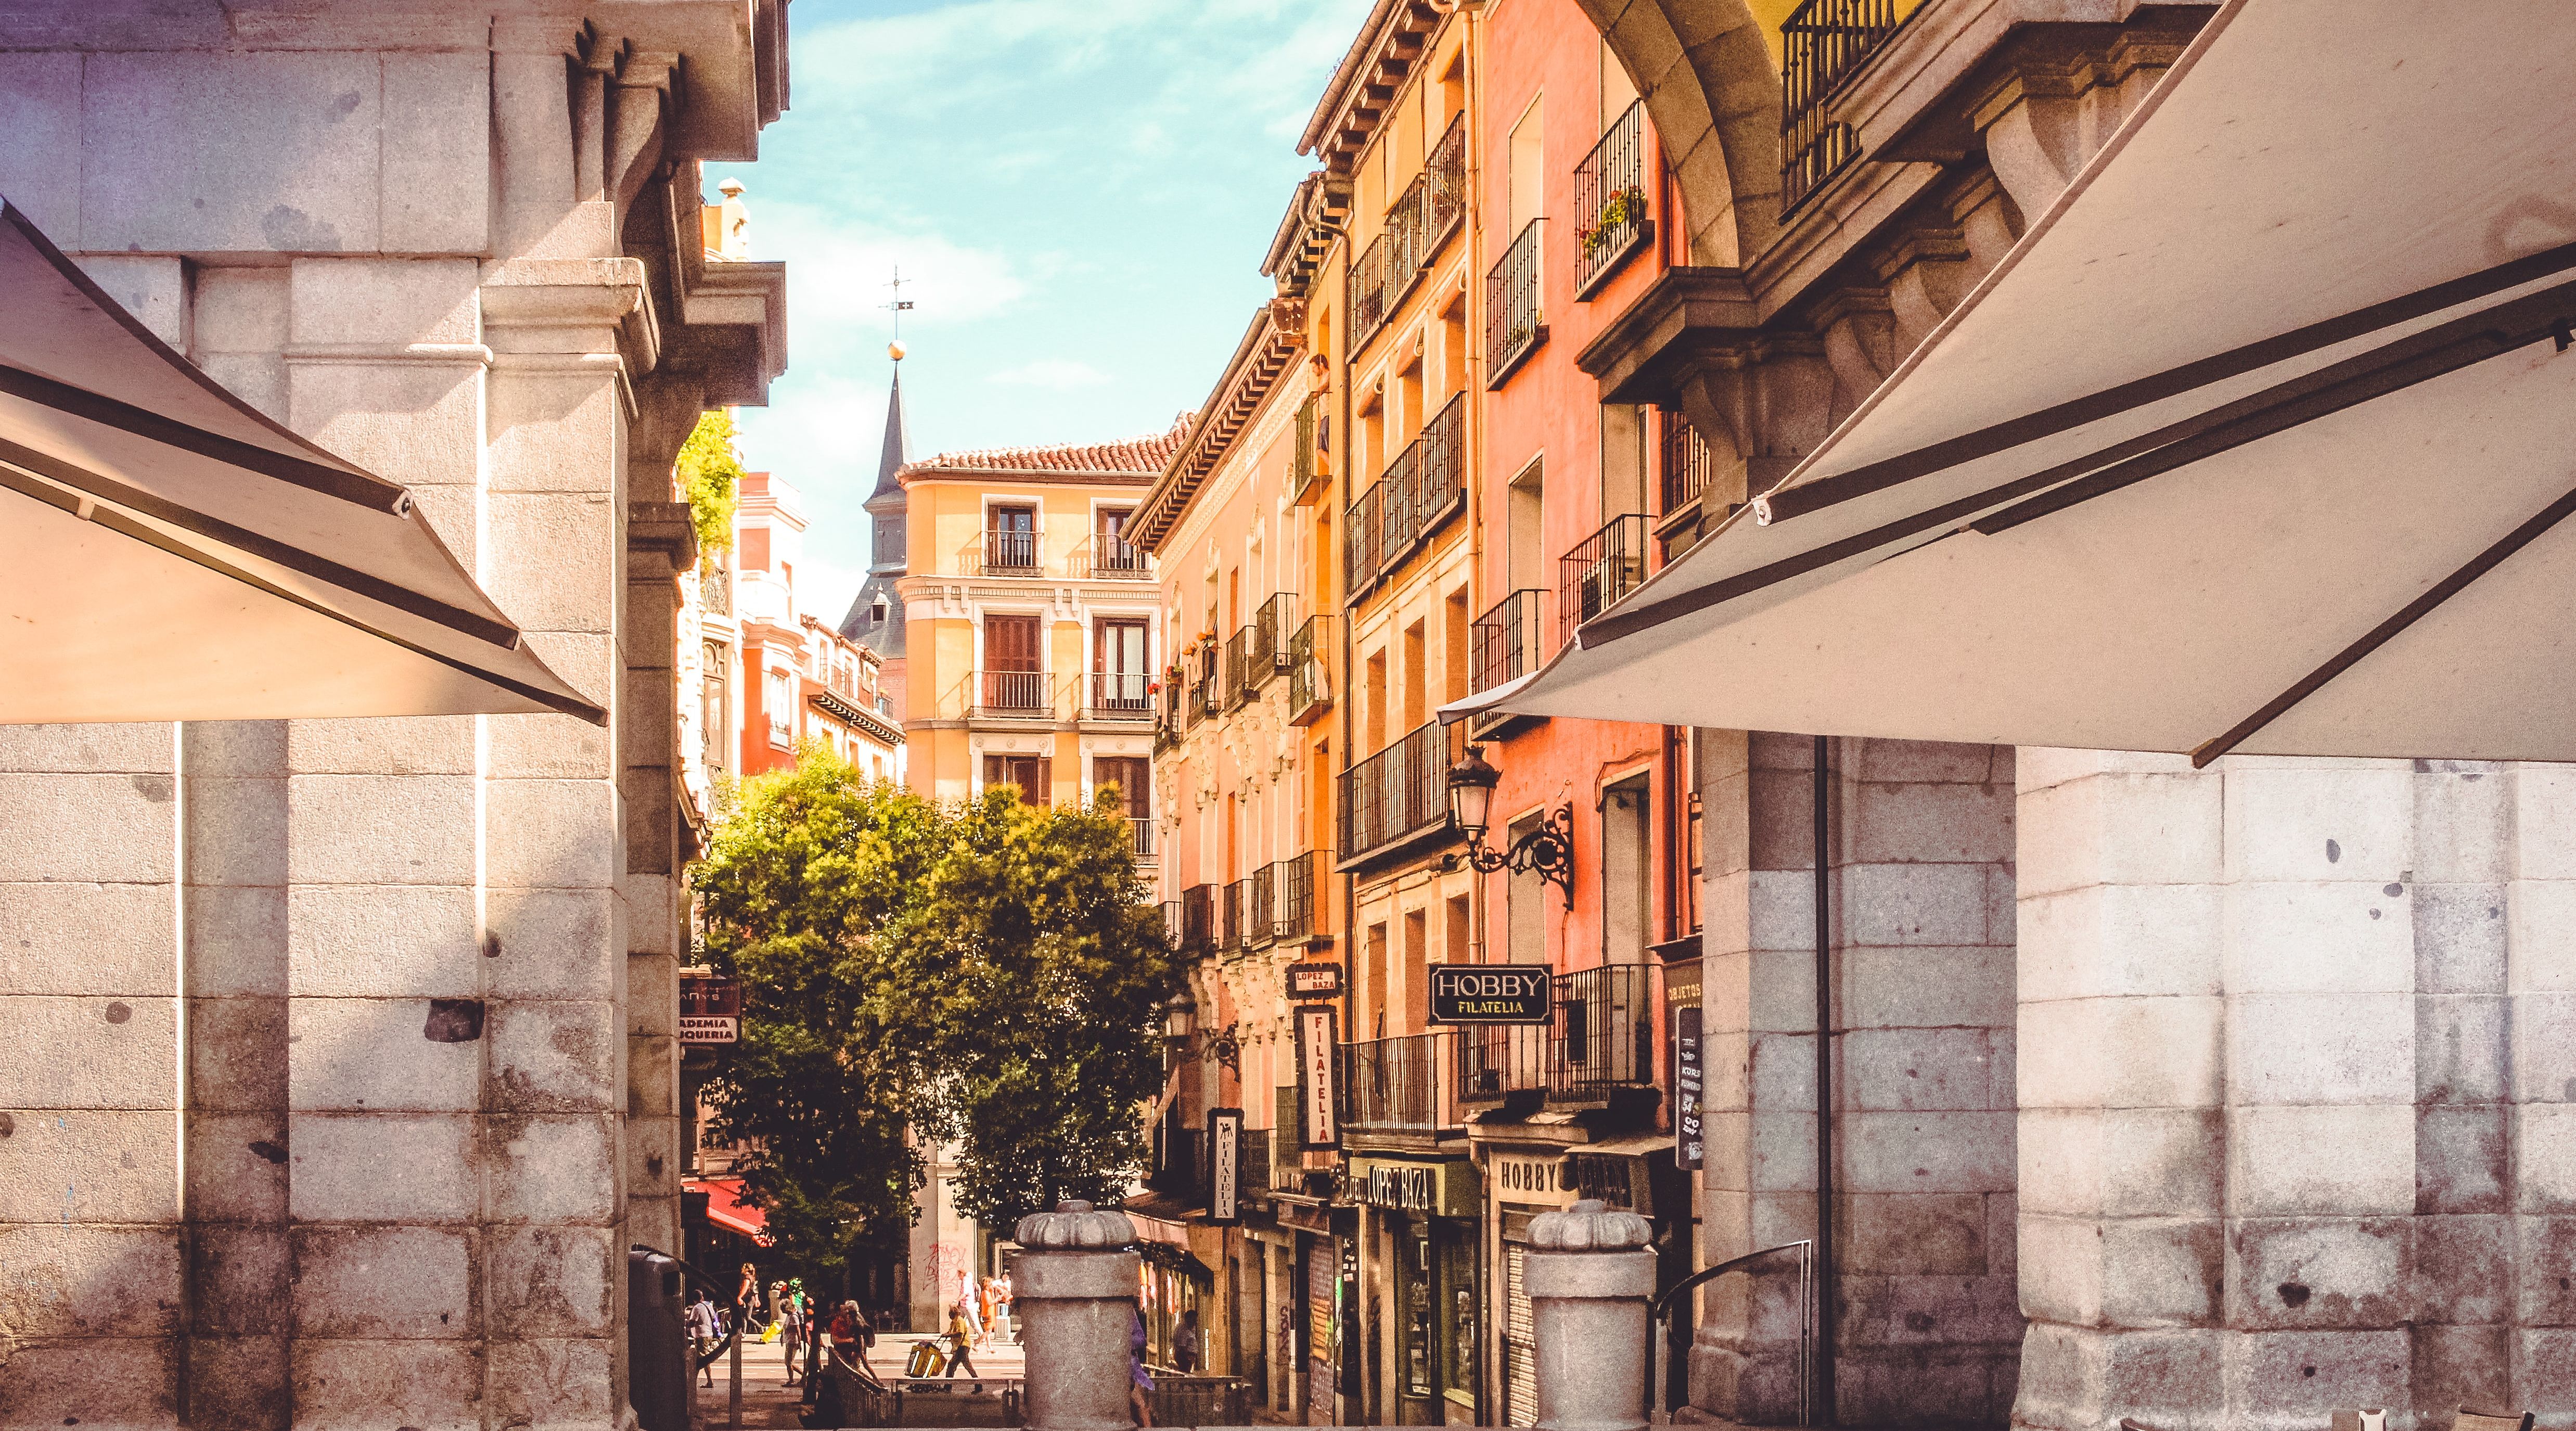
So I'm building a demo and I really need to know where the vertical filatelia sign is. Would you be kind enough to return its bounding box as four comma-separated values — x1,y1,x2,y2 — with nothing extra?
1208,1108,1243,1223
1298,1006,1339,1148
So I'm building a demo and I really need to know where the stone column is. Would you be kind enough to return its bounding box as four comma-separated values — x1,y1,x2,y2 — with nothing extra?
1013,1202,1144,1431
1526,1199,1656,1431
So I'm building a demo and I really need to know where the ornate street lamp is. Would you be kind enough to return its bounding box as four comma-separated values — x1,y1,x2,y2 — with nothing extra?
1445,744,1575,909
1163,993,1197,1046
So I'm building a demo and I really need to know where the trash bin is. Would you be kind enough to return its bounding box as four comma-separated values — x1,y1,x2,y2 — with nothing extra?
629,1248,690,1431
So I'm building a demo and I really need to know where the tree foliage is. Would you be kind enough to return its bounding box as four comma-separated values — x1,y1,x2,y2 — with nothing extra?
691,751,1178,1267
676,410,744,556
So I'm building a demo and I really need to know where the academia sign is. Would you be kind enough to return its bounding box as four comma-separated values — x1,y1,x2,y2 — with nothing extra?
1426,964,1552,1024
678,974,740,1045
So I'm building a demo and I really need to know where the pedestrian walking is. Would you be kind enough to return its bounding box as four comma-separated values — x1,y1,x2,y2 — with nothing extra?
943,1300,980,1379
737,1262,761,1331
779,1286,805,1386
994,1271,1015,1345
976,1276,1000,1350
688,1292,720,1388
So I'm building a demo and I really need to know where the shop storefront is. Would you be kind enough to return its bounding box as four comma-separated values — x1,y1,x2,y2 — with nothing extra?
1347,1156,1482,1425
1483,1148,1573,1428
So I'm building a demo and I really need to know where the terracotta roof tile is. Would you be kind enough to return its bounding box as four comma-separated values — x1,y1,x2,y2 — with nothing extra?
903,415,1194,478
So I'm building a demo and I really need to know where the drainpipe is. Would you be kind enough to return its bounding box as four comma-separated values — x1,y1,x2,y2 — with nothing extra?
1811,734,1835,1428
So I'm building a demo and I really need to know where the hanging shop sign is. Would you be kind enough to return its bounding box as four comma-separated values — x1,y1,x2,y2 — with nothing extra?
1208,1108,1243,1225
1347,1157,1480,1218
1287,962,1344,999
1297,1006,1340,1149
1427,964,1552,1024
678,974,740,1044
1489,1152,1573,1207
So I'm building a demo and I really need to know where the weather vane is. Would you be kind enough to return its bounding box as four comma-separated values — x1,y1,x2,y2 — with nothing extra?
884,265,914,361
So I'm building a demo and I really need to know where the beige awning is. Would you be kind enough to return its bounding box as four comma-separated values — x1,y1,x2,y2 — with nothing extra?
0,198,605,725
1454,0,2576,765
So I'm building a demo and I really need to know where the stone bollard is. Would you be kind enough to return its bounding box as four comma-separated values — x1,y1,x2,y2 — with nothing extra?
1014,1199,1143,1431
1527,1197,1657,1431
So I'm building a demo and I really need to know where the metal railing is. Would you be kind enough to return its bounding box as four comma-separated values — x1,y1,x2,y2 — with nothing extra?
1345,479,1383,596
1780,0,1904,215
1373,439,1419,589
1559,513,1649,645
1180,885,1215,955
1248,594,1293,693
1224,628,1253,710
1268,1124,1306,1192
1287,615,1334,725
1193,644,1222,721
1336,720,1456,860
1159,900,1182,947
1279,849,1325,942
1090,672,1152,718
1344,393,1466,602
1662,410,1716,515
1348,229,1396,355
1223,878,1248,955
1457,1022,1549,1102
1342,1030,1453,1131
1424,112,1467,248
1248,861,1278,948
1575,100,1652,295
982,526,1039,573
976,669,1051,716
1344,117,1464,360
1089,533,1149,579
1552,962,1661,1104
1292,393,1327,505
1486,219,1546,384
1472,588,1546,695
1131,817,1156,858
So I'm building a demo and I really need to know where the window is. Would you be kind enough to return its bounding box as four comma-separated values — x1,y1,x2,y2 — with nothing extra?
702,641,730,773
1096,756,1151,816
984,752,1049,803
983,613,1044,712
1096,507,1144,575
764,668,792,747
987,503,1037,570
1095,618,1150,712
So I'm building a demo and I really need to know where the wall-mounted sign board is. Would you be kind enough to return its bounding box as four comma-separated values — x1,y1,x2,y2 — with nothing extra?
1427,964,1552,1024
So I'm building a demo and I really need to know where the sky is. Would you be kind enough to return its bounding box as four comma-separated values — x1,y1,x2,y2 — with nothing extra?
723,0,1377,627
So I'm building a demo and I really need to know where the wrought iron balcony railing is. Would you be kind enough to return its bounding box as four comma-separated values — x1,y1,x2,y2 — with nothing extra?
976,669,1052,716
1780,0,1905,215
1343,393,1467,604
1224,628,1253,710
1278,849,1326,943
1248,594,1293,694
1574,100,1652,297
1223,878,1247,955
1089,534,1150,579
1661,410,1716,516
1424,112,1467,249
982,527,1040,573
1291,393,1328,506
1344,116,1464,360
1551,962,1661,1105
1090,672,1152,719
1472,588,1547,696
1336,719,1457,862
1457,1023,1549,1103
1180,884,1216,955
1130,816,1156,859
1248,861,1278,948
1486,219,1546,385
1342,1031,1455,1132
1287,614,1333,726
1559,513,1649,645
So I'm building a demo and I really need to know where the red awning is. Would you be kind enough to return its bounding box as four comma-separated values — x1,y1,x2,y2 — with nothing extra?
690,1178,772,1245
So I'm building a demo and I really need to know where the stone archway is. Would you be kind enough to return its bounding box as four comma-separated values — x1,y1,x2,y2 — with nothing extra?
1575,0,1783,267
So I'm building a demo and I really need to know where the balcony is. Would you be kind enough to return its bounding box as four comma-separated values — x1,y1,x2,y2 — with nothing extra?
1291,394,1330,507
1457,1023,1549,1104
1342,1031,1456,1133
1551,963,1661,1105
1090,672,1152,721
1287,615,1334,726
1471,588,1548,739
1248,863,1278,950
1423,112,1467,250
1574,100,1654,298
1180,884,1216,956
982,526,1040,575
1224,628,1252,711
1485,219,1546,386
1344,114,1467,359
1156,676,1184,749
1159,899,1182,947
1780,0,1907,216
1223,878,1247,956
1658,411,1722,556
1247,594,1293,696
1336,719,1458,867
1559,514,1649,646
975,669,1053,718
1343,393,1467,605
1088,533,1150,579
1131,816,1156,859
1278,850,1327,944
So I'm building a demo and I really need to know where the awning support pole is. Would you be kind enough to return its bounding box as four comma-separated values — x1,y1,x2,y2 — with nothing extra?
1812,735,1836,1428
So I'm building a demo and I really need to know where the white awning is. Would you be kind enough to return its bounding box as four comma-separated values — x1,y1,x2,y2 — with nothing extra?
0,198,605,725
1459,0,2576,764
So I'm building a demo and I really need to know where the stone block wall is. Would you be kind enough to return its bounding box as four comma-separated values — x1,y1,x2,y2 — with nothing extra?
1696,733,2020,1427
0,10,768,1429
2013,751,2576,1431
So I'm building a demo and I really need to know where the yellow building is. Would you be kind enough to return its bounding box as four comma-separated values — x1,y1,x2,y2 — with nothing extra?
894,424,1190,864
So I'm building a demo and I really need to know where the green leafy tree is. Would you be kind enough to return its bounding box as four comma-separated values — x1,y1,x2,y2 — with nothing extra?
677,410,745,556
878,786,1180,1229
692,748,936,1280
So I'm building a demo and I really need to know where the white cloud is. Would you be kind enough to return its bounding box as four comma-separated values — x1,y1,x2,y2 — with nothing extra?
989,359,1113,390
714,196,1030,357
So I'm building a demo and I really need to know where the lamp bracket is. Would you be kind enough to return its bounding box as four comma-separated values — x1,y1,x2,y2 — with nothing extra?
1459,802,1577,910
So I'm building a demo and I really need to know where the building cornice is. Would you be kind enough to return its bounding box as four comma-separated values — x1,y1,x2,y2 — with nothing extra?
1297,0,1447,175
1133,300,1305,554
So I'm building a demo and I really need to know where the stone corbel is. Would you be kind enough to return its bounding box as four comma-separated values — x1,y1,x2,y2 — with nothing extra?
1808,288,1896,428
1969,21,2200,224
629,500,700,586
575,32,625,206
612,50,681,224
